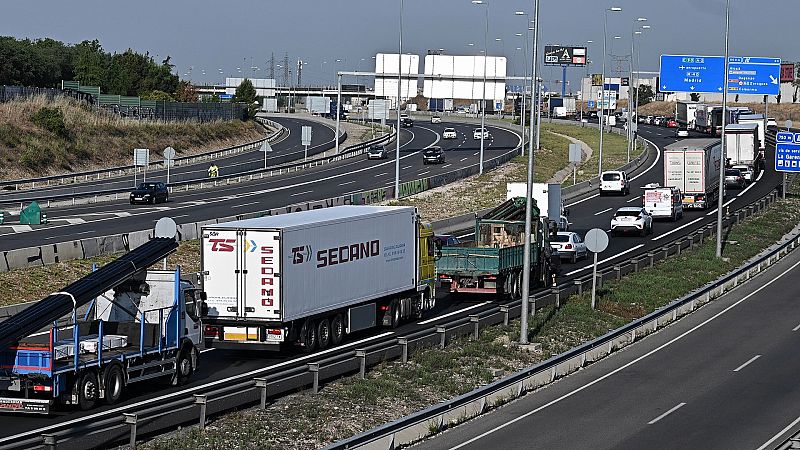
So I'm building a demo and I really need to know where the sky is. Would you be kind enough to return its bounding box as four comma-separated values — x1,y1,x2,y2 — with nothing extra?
1,0,795,92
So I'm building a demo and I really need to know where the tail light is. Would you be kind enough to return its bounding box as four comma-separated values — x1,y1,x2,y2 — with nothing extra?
33,384,52,392
380,305,390,311
204,326,220,338
564,244,573,249
267,328,282,336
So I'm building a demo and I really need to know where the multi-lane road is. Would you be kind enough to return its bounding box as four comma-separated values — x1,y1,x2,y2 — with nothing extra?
0,119,785,444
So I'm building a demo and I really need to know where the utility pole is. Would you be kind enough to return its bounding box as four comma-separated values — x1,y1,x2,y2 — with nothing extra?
268,53,275,80
283,52,290,87
297,58,303,86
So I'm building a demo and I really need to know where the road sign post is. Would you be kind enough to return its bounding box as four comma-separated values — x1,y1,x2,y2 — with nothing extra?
775,131,800,199
260,141,273,169
585,228,609,310
133,148,150,187
163,146,176,187
301,126,312,161
569,143,581,185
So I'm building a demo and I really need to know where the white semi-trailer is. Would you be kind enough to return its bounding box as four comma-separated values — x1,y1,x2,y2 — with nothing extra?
664,139,722,209
201,206,437,352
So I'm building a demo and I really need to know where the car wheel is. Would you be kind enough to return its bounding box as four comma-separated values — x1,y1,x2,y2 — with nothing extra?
570,252,577,264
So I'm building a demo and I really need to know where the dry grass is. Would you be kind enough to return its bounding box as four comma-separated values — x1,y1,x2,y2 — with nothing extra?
0,96,264,179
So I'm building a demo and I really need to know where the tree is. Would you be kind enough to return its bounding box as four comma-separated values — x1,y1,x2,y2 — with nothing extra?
233,78,258,119
636,84,655,106
174,80,198,102
140,90,175,101
690,93,701,102
73,40,109,88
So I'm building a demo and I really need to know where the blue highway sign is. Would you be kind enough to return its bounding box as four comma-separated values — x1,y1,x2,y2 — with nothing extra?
587,100,595,108
659,55,780,95
775,132,800,172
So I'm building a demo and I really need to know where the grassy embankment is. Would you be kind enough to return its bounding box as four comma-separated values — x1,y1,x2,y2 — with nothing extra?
0,96,264,179
638,100,800,122
143,182,800,450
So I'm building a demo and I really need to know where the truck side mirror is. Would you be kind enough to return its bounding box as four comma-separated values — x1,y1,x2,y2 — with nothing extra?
200,301,209,317
199,291,208,301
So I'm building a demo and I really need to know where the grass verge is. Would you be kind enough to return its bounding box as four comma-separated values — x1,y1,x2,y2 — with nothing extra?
142,190,800,450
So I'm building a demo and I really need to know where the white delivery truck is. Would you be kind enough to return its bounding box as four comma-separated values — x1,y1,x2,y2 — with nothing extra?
201,206,437,352
642,184,683,221
506,182,569,230
663,139,722,209
306,96,331,115
736,113,765,150
676,100,698,135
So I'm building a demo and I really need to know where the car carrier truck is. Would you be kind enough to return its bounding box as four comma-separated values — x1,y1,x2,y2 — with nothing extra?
0,236,204,414
435,197,558,298
664,139,722,209
201,206,437,352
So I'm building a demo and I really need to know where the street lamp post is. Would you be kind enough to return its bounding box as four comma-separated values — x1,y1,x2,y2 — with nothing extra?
395,0,404,200
627,18,647,162
599,6,622,176
514,14,531,156
582,41,593,125
472,0,489,175
632,25,650,153
716,0,731,258
520,0,541,346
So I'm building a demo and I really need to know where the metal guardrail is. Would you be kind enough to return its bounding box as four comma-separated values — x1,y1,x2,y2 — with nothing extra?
0,172,785,449
0,126,358,208
0,117,285,191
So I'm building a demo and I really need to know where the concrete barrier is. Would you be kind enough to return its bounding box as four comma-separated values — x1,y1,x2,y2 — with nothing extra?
0,254,8,273
55,241,84,263
40,244,58,266
127,230,153,251
4,247,43,270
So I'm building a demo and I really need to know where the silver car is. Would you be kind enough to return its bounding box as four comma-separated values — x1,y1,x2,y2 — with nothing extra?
550,232,588,264
611,207,653,236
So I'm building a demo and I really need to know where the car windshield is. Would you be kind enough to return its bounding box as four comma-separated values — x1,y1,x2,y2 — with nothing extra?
369,146,383,153
553,235,571,242
602,173,621,181
425,148,441,154
137,183,157,190
445,128,455,132
615,210,641,217
725,169,741,176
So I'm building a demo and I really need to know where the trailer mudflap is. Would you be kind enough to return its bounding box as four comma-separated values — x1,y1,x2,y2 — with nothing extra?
0,397,51,414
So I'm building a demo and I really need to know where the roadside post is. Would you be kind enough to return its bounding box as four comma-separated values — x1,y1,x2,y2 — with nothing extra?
585,228,609,309
163,146,175,187
261,141,273,169
301,126,312,161
775,128,800,200
154,217,177,270
133,148,149,186
568,143,582,185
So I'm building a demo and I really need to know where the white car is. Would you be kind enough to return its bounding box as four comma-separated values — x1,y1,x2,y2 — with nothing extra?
442,127,457,139
473,127,490,140
732,164,754,182
431,116,442,124
611,207,653,236
550,232,587,264
600,170,630,196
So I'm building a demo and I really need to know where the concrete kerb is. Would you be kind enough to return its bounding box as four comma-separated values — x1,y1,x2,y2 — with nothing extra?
4,247,43,270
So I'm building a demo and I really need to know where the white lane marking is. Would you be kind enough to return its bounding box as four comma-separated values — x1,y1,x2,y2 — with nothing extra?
338,180,356,186
648,402,686,425
451,258,800,450
231,201,259,209
418,171,430,176
652,217,704,241
115,212,132,217
564,244,645,276
736,180,757,197
626,196,641,203
473,152,479,156
172,214,190,220
756,170,765,182
442,164,452,168
723,195,738,208
402,166,413,170
65,218,85,224
457,232,475,240
11,225,32,233
43,230,95,241
566,193,599,208
374,172,388,177
793,322,800,332
733,354,761,372
705,208,718,217
418,302,491,325
460,157,469,162
290,190,314,197
594,208,613,216
630,137,661,181
0,331,396,443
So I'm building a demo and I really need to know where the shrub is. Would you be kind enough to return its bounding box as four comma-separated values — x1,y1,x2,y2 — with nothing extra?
31,107,69,139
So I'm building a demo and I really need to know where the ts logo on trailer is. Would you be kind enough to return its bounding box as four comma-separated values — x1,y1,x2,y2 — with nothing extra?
208,239,236,252
291,245,313,264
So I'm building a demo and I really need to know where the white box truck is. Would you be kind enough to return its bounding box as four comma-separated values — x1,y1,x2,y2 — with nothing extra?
201,206,437,352
664,139,722,209
724,123,758,165
506,182,569,230
676,100,698,131
736,113,765,150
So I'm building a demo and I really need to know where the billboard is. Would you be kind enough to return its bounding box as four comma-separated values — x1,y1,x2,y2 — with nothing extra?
544,46,587,66
422,55,507,101
374,53,420,100
781,63,795,83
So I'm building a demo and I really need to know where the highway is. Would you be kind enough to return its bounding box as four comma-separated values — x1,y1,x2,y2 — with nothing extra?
0,121,784,444
0,115,336,204
415,228,800,450
0,120,518,250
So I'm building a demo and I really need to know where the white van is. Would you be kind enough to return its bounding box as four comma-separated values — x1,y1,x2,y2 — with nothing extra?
599,170,630,196
643,185,683,221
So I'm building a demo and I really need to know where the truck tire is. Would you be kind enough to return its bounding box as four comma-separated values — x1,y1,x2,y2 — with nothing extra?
317,317,331,350
102,364,125,405
301,320,318,353
330,314,345,346
76,370,99,411
172,345,195,386
389,300,401,329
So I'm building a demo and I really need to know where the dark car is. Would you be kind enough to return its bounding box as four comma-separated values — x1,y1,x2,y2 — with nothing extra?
400,117,414,127
422,146,445,164
367,144,388,160
130,182,168,204
724,168,746,189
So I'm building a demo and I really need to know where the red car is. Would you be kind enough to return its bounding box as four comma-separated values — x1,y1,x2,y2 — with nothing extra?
666,119,678,128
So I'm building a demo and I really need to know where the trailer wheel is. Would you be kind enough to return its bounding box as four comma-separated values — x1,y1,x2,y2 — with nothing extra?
103,364,125,405
172,346,194,386
390,300,401,329
76,370,99,411
301,320,318,353
512,272,522,299
317,317,331,350
330,314,345,346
